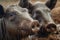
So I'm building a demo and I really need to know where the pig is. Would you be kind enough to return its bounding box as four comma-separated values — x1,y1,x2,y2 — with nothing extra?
19,0,57,28
19,0,58,39
0,5,40,40
19,0,57,25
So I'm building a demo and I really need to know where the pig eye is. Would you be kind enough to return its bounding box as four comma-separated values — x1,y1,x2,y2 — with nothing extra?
10,14,14,16
10,12,16,16
9,13,16,21
36,11,41,14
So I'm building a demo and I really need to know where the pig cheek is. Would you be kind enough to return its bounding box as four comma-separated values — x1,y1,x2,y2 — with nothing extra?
19,30,30,37
4,20,18,35
19,21,32,37
7,28,18,36
5,24,18,36
19,28,32,37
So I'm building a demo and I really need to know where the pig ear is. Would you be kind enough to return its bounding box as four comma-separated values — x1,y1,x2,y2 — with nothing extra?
45,0,57,10
0,5,5,18
19,0,29,8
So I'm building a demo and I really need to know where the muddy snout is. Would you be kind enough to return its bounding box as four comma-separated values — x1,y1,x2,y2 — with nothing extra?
31,20,40,34
46,23,57,33
36,23,58,37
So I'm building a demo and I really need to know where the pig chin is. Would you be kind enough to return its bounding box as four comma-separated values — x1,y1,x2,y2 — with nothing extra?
18,21,32,36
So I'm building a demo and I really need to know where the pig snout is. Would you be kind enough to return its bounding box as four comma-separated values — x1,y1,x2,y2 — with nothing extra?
46,23,57,33
36,23,57,37
31,20,40,34
20,20,40,35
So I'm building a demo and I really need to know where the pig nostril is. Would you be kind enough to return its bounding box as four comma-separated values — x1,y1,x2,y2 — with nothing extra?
32,25,35,28
47,24,57,29
37,24,40,27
